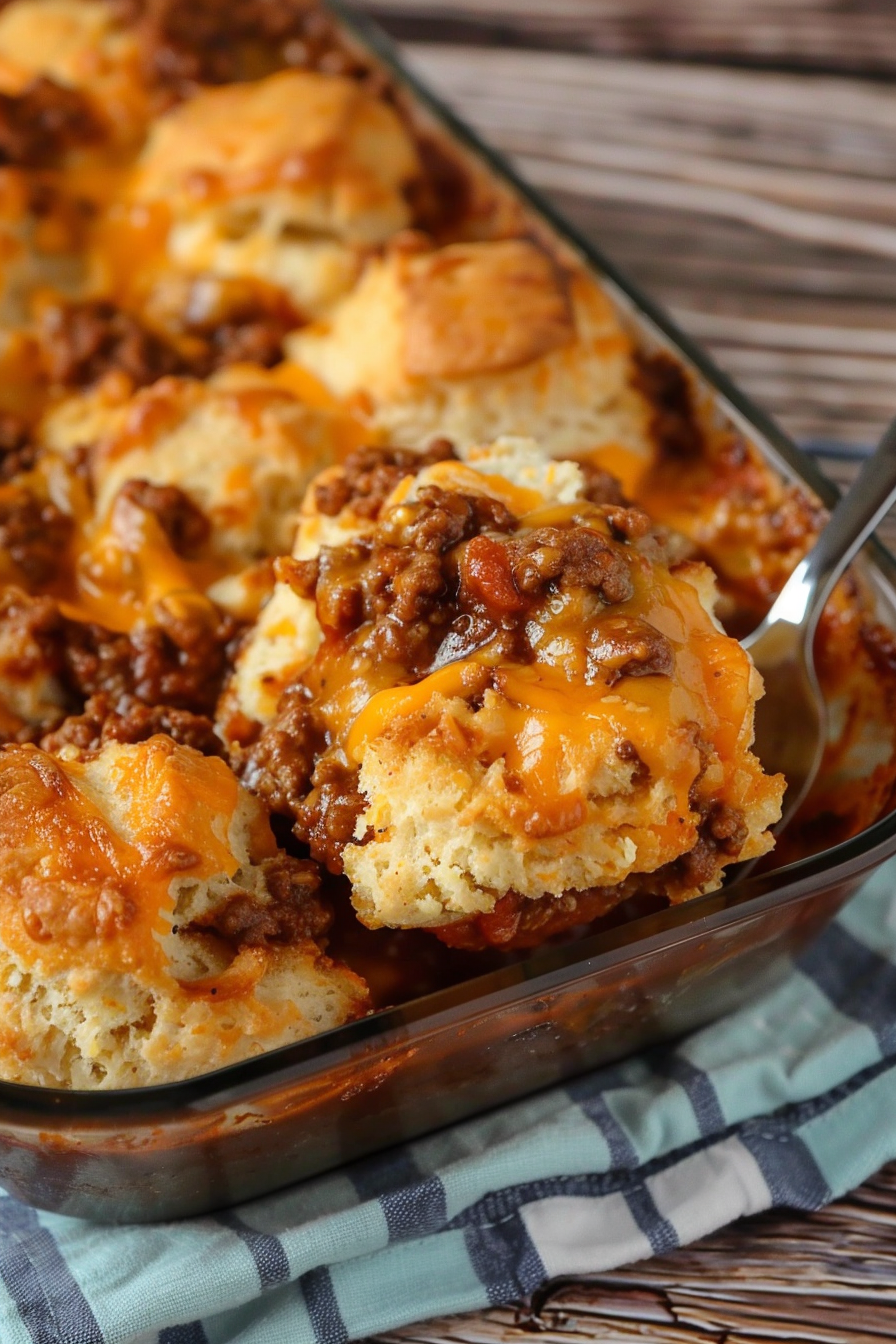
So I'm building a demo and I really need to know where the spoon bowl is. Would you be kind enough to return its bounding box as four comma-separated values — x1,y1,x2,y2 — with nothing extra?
743,415,896,832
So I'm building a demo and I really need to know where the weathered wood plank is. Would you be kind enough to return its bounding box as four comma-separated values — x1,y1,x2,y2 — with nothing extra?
371,1164,896,1344
356,0,896,76
397,45,896,451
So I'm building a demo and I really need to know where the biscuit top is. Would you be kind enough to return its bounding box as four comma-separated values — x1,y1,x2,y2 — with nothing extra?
289,240,609,396
240,436,783,921
0,1,128,90
134,70,420,237
314,492,751,827
401,240,576,379
0,734,371,1086
0,735,265,981
37,365,367,632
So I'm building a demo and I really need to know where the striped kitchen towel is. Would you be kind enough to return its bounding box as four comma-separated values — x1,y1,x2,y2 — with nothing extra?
4,863,896,1344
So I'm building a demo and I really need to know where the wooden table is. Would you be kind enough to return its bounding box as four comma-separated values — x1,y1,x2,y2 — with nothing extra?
353,3,896,1338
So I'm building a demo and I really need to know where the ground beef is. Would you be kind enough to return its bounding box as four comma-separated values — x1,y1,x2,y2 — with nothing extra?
436,886,631,952
0,415,37,482
62,605,238,716
294,759,368,874
0,586,62,648
314,440,457,521
702,799,748,857
365,486,515,559
382,485,516,556
237,693,367,874
505,525,634,604
157,275,303,372
0,591,67,741
261,484,671,871
39,300,186,389
186,853,329,948
653,800,749,896
121,0,376,98
0,586,66,685
0,487,72,589
585,614,674,685
577,461,627,507
193,315,289,372
132,607,238,713
635,350,704,461
0,77,102,167
237,684,319,817
115,480,210,557
657,834,719,892
603,505,653,542
286,486,514,638
308,489,517,672
366,546,445,631
41,692,224,757
59,622,133,705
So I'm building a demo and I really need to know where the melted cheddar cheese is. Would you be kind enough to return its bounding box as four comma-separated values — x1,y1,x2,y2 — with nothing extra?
0,737,244,981
0,737,369,1087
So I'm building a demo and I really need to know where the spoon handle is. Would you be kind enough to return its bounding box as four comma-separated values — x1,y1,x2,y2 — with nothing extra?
765,414,896,641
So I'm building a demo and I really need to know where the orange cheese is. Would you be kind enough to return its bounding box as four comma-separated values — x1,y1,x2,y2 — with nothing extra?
345,536,755,845
0,739,247,981
91,198,173,304
52,500,226,634
393,458,545,517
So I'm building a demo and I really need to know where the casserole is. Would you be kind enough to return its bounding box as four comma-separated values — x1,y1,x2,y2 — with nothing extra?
0,0,893,1219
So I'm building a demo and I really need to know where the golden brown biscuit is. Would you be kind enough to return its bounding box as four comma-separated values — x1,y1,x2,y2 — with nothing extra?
39,364,367,627
0,735,370,1087
128,69,421,316
0,0,133,92
0,0,148,156
343,597,781,931
402,239,575,378
288,240,654,464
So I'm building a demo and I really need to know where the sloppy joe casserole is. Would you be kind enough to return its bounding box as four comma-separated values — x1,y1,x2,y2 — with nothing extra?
0,0,890,1088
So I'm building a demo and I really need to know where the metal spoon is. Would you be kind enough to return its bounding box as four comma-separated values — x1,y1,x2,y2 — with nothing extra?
743,416,896,832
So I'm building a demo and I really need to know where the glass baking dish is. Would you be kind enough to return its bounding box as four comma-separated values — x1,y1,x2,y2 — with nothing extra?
2,2,896,1223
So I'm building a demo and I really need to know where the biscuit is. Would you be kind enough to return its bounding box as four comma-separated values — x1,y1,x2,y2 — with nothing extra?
39,365,366,630
0,736,370,1087
0,0,137,97
288,239,654,462
131,70,421,316
235,435,784,941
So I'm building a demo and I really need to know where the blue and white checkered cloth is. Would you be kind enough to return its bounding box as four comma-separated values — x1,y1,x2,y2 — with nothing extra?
4,863,896,1344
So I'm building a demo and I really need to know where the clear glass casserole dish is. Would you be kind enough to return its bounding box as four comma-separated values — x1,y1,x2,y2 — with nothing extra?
0,1,894,1222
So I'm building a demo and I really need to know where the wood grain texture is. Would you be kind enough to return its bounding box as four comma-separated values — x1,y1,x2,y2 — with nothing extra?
399,43,896,454
359,0,896,76
360,8,896,1340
